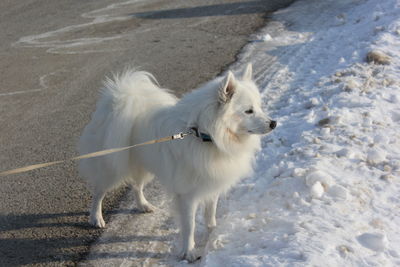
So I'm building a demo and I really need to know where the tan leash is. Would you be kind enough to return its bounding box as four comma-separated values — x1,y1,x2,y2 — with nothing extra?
0,131,192,177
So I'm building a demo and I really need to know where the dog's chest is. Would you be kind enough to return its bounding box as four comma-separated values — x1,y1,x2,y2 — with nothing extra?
202,152,253,183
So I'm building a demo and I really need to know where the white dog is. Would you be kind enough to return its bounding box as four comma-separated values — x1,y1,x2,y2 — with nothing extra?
78,64,276,262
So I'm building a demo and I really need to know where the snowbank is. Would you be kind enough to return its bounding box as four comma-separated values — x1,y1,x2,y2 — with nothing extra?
203,0,400,266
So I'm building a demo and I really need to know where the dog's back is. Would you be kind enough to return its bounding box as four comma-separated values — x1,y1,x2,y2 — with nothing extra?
78,70,177,188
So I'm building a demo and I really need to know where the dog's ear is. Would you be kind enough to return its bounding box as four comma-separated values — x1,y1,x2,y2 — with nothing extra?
242,63,253,81
219,71,236,104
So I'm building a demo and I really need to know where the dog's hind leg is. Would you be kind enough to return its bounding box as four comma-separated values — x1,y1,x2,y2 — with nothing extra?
89,186,107,228
130,170,156,213
204,194,219,232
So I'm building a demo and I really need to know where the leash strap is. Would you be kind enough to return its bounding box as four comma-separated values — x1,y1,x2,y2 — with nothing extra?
0,131,191,177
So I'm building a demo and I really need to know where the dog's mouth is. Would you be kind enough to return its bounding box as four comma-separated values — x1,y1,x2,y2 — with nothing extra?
246,120,277,135
247,129,270,135
248,125,276,135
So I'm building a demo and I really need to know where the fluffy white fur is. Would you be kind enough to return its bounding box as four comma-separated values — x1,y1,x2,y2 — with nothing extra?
78,64,275,262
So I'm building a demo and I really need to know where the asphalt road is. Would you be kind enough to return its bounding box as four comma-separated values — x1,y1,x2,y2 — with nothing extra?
0,0,294,265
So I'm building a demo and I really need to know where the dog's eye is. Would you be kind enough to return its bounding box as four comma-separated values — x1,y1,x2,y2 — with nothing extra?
245,109,254,114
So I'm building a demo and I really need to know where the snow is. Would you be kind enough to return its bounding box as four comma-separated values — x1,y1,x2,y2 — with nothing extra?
310,181,324,199
84,0,400,266
357,232,389,252
203,0,400,266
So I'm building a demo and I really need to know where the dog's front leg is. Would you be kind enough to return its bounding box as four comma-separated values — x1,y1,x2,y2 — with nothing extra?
89,188,106,228
205,194,219,232
175,194,200,262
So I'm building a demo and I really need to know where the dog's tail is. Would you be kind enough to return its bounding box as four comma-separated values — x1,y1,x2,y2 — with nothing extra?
79,70,177,184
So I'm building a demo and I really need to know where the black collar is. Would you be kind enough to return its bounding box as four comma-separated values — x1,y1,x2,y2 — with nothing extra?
190,127,213,142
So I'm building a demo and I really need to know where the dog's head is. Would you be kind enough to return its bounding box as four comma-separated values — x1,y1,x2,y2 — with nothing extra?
186,64,276,153
216,64,276,139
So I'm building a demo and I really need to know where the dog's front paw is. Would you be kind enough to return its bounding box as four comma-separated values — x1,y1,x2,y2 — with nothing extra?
180,249,201,263
89,214,106,228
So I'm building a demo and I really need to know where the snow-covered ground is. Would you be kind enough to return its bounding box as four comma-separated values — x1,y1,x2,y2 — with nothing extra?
83,0,400,266
204,0,400,266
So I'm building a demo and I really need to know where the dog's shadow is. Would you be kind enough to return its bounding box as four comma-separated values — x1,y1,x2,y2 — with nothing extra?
0,208,170,265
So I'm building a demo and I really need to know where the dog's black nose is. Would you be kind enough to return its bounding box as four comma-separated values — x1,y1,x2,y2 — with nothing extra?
270,120,277,129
